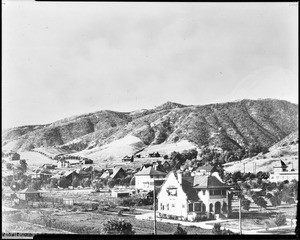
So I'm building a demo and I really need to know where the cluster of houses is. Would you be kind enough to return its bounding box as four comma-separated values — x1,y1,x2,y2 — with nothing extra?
269,160,299,182
4,149,298,222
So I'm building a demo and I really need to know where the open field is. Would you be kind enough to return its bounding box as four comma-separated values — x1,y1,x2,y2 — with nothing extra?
2,221,73,234
256,227,296,234
3,208,211,235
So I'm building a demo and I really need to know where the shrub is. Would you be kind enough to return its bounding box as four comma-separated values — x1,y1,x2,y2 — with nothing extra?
275,214,286,227
173,224,187,235
241,199,251,211
212,223,238,235
102,219,135,235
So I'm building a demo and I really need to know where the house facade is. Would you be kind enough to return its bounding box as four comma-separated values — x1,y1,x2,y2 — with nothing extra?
269,161,298,182
134,166,167,191
157,171,231,221
57,159,70,168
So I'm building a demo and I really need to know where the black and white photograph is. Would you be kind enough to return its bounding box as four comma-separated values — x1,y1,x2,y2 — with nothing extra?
2,1,298,237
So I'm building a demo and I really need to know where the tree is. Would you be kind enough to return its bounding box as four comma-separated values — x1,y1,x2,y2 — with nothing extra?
50,178,58,188
6,163,13,170
173,224,187,235
71,176,81,188
102,219,135,235
254,197,267,211
19,160,28,173
241,199,251,211
212,223,237,235
275,214,286,227
107,179,116,189
92,180,104,192
232,171,242,183
212,223,222,235
58,177,71,188
81,178,91,187
30,180,42,190
270,195,281,208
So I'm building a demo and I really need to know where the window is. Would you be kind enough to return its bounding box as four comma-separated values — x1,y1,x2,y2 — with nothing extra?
222,190,226,196
167,188,177,196
202,190,205,195
188,203,193,212
194,202,201,211
182,204,185,208
215,190,221,195
172,204,175,208
167,204,169,211
209,190,213,195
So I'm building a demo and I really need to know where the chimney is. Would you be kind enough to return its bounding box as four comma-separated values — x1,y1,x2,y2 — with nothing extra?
177,171,182,184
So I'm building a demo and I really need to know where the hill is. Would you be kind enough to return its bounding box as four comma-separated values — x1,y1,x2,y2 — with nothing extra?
224,130,298,173
2,99,298,164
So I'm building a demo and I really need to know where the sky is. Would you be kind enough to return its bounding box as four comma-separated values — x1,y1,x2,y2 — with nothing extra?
2,2,298,129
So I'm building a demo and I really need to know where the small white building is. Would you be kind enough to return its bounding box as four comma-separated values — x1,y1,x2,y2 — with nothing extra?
134,166,167,191
269,161,298,182
157,171,231,221
57,159,70,168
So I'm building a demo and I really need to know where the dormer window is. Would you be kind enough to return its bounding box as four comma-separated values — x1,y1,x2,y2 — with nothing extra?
167,188,177,196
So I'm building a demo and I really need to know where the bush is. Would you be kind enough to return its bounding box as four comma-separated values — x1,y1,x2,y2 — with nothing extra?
173,224,187,235
275,214,286,227
241,199,251,211
102,219,135,235
212,223,238,235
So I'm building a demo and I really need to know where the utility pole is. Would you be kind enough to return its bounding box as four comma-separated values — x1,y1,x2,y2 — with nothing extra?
239,197,242,235
153,179,157,235
231,188,242,235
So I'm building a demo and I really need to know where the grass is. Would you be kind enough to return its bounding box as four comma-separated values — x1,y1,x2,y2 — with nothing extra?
257,227,296,234
14,209,211,235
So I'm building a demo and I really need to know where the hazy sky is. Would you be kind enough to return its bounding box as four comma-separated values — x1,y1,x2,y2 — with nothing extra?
2,2,298,129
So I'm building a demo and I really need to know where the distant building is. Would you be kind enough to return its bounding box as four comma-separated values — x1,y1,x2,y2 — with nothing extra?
134,166,167,191
192,163,218,176
10,152,20,161
122,155,134,162
149,152,161,158
142,161,167,173
100,167,127,180
57,159,70,168
269,160,298,182
111,189,135,198
16,187,41,201
157,171,231,221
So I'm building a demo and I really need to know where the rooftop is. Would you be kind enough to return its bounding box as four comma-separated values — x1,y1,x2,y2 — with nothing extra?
135,166,167,176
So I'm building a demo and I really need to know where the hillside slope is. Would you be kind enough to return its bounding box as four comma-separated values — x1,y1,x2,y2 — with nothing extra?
2,99,298,163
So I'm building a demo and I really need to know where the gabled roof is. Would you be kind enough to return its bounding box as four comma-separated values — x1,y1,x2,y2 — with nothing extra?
63,170,77,177
193,175,229,189
181,177,199,201
135,166,167,176
110,167,126,179
196,164,215,172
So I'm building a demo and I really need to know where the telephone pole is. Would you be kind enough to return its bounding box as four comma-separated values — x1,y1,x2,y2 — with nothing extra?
239,197,242,235
153,179,157,235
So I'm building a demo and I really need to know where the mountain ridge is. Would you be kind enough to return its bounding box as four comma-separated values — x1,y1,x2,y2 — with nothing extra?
2,99,298,162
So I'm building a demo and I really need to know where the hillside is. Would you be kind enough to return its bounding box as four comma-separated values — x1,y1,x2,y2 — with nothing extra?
2,99,298,163
224,130,299,173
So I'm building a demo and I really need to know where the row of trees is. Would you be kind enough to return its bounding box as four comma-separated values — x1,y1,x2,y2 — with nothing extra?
198,144,269,165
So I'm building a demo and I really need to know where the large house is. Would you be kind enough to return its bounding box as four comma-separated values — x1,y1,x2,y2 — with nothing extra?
157,171,231,221
269,160,298,182
134,166,167,191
